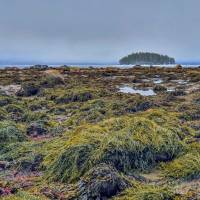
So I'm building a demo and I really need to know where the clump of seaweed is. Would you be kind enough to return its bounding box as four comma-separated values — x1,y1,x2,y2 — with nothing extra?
40,74,65,88
48,109,185,183
162,143,200,181
113,183,176,200
0,121,26,149
1,191,47,200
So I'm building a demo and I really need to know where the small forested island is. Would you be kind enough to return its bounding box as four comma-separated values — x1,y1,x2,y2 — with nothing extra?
119,52,175,65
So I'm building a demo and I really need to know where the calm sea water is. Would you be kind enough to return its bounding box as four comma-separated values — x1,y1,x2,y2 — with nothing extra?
0,64,199,69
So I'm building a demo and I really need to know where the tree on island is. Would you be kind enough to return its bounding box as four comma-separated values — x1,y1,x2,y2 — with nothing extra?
119,52,175,65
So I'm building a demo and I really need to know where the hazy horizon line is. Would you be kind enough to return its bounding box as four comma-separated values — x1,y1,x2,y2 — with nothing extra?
0,60,200,66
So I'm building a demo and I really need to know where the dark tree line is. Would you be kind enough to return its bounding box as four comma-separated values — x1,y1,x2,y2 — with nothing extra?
119,52,175,65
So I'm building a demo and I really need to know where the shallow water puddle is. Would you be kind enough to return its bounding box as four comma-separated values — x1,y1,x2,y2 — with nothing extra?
171,80,188,84
141,78,163,84
153,78,163,84
167,87,175,92
118,85,156,96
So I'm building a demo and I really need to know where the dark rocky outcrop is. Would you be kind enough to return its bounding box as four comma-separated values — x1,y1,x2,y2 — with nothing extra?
16,83,40,97
55,92,93,104
18,154,43,172
170,90,186,96
77,164,130,200
153,85,167,93
132,78,143,83
0,161,10,170
127,101,153,113
0,98,12,107
26,122,48,137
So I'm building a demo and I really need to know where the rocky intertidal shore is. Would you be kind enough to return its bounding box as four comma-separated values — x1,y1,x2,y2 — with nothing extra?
0,66,199,200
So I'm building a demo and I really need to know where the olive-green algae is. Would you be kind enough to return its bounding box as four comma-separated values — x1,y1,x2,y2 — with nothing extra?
0,66,199,199
162,142,200,181
47,109,186,183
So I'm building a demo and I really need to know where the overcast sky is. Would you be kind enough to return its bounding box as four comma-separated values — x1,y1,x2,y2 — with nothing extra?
0,0,200,64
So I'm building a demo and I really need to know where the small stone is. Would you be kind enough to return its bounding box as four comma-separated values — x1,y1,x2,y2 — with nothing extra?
175,64,183,69
0,161,9,170
27,122,48,137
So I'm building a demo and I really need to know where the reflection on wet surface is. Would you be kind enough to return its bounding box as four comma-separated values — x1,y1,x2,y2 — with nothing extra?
119,86,156,96
153,78,163,84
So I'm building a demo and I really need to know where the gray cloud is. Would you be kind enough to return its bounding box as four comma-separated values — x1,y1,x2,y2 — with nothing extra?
0,0,200,63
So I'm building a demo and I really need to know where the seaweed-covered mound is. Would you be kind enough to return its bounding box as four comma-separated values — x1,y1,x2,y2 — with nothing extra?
162,143,200,181
48,110,185,183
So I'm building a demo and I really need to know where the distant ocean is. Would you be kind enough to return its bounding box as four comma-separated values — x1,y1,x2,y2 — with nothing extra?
0,64,199,69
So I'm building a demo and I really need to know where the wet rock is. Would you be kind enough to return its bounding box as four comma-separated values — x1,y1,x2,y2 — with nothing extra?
77,164,130,200
18,154,43,172
194,130,200,139
170,90,186,96
0,188,3,195
128,101,152,113
132,78,142,83
0,161,10,170
29,104,43,111
165,93,177,101
0,98,11,107
195,98,200,105
16,83,40,97
27,122,48,137
153,85,167,93
56,92,93,104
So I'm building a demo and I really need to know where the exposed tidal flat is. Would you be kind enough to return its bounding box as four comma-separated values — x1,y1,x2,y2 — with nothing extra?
0,65,199,199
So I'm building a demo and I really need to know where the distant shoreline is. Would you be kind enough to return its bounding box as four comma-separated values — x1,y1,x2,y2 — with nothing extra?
0,64,200,69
